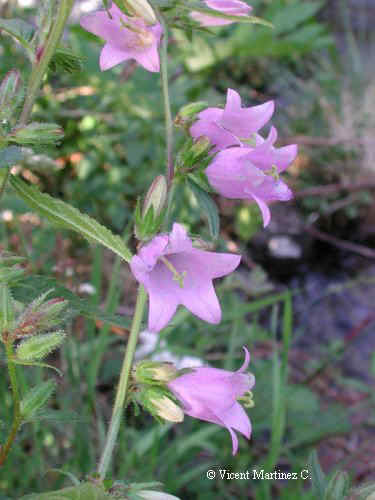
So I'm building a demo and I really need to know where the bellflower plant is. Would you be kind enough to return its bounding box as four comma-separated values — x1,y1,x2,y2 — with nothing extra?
191,0,252,27
190,88,274,151
205,127,298,226
0,0,301,496
80,3,163,72
130,223,241,332
168,347,255,455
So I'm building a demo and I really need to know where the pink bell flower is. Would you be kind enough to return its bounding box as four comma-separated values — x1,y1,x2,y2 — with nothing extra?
168,347,255,455
190,88,274,151
80,3,163,72
205,127,297,226
130,223,241,332
191,0,252,27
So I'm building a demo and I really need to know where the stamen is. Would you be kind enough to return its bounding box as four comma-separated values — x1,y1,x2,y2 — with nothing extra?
238,391,255,408
160,256,187,288
264,164,279,180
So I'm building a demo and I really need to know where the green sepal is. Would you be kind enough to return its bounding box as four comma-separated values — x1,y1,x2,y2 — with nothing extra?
187,178,219,240
49,46,84,73
16,330,66,361
20,379,56,420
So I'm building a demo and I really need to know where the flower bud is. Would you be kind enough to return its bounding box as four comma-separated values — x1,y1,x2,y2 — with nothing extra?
124,0,157,25
143,175,167,218
135,175,167,241
16,330,66,361
139,387,184,422
178,102,208,120
14,290,68,337
138,491,181,500
150,394,184,422
9,122,64,146
134,360,178,384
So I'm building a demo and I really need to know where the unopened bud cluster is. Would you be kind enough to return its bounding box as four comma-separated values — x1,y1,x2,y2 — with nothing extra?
132,360,184,423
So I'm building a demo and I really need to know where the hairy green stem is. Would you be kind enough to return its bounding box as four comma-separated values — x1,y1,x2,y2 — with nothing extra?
0,341,21,466
97,284,147,479
19,0,74,125
158,15,174,185
0,1,75,202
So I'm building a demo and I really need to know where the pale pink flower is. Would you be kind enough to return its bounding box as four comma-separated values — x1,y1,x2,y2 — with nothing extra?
80,3,162,72
168,347,254,455
205,127,297,226
191,0,252,27
190,88,274,151
130,223,241,332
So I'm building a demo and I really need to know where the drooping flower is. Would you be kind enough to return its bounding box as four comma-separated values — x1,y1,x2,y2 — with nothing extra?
130,223,241,332
205,126,297,226
80,3,162,72
191,0,252,27
190,88,274,151
168,347,255,455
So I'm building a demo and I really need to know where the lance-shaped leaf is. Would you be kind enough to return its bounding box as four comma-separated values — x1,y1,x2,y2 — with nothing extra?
16,331,66,361
10,176,132,262
21,379,56,420
0,18,34,51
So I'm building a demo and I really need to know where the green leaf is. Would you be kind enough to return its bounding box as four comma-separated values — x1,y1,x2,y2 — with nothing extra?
0,284,15,332
49,47,84,74
19,482,111,500
16,331,66,361
324,471,350,500
20,379,56,420
10,176,132,262
187,178,219,239
0,146,27,168
0,18,34,50
309,450,327,498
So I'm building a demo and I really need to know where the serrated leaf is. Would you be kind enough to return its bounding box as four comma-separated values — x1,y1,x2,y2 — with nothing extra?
0,18,34,50
19,482,111,500
21,379,56,420
0,146,27,168
187,178,219,239
10,176,132,262
16,331,66,361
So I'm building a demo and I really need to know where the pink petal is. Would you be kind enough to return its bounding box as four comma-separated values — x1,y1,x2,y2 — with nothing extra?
222,98,275,138
238,346,250,372
167,223,193,254
147,286,178,332
189,249,241,279
249,193,271,227
99,43,130,71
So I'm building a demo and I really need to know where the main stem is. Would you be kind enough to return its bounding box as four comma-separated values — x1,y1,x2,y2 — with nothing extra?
19,0,74,125
159,16,174,185
0,0,75,203
0,341,21,466
97,285,147,479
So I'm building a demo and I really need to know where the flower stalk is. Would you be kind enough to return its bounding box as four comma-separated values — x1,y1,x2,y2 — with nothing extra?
0,340,22,466
157,12,174,185
97,284,147,479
